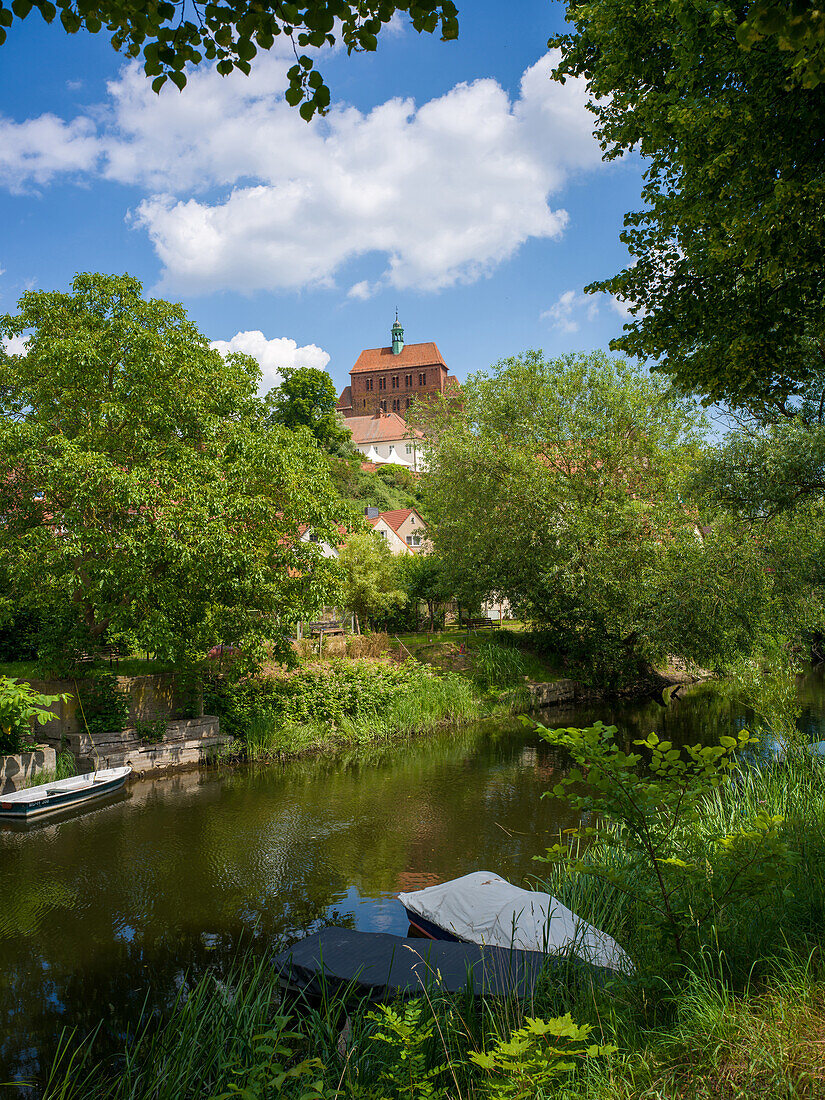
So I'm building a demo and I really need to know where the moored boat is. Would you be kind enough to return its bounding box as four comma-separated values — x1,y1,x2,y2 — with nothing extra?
399,870,634,974
0,766,132,820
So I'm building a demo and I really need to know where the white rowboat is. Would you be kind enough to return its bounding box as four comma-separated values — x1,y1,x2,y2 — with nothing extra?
0,766,132,820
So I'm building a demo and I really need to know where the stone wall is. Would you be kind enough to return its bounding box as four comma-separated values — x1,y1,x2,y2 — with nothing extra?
65,715,226,774
526,679,581,708
25,673,201,743
1,747,57,794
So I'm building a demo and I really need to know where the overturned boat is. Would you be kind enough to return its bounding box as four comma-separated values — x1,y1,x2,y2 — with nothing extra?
399,871,634,974
0,766,132,821
273,927,550,1000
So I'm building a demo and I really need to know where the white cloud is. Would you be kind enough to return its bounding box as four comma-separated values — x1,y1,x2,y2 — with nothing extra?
210,330,330,392
542,289,599,333
0,50,608,295
347,280,375,300
0,114,100,192
2,335,28,355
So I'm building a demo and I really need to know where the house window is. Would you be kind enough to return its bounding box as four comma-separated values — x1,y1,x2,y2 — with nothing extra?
405,374,412,387
405,397,411,408
392,376,399,389
379,376,386,391
392,398,400,412
405,444,413,455
380,399,387,412
363,399,366,407
419,372,426,385
406,534,422,547
308,533,319,543
365,377,373,391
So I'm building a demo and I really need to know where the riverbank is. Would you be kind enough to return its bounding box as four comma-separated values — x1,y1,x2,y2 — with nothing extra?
34,747,825,1099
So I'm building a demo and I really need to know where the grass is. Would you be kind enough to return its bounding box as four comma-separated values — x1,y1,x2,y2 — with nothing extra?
23,749,77,787
33,750,825,1099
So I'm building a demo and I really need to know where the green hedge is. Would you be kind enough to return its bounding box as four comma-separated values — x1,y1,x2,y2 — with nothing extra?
204,659,441,739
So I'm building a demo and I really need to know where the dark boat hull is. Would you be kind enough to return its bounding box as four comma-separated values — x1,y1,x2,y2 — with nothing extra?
403,907,461,941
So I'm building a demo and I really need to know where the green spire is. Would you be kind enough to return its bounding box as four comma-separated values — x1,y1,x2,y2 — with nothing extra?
391,310,404,355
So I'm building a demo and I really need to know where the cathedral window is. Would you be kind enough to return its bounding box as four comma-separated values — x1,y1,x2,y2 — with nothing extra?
419,372,426,385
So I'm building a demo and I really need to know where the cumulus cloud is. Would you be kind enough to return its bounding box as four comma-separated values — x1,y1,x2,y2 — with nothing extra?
210,330,330,392
542,289,599,333
2,335,28,355
0,50,608,295
0,114,100,192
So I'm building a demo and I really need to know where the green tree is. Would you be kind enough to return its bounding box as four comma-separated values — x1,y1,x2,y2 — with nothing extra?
266,366,352,454
402,551,451,631
0,272,342,665
337,531,406,632
417,350,707,683
551,0,825,409
0,0,458,115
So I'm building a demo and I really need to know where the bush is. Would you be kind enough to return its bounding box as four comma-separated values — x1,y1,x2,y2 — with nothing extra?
204,659,479,746
0,676,69,754
76,673,130,736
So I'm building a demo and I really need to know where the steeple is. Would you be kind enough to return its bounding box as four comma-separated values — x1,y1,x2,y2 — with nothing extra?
391,310,404,355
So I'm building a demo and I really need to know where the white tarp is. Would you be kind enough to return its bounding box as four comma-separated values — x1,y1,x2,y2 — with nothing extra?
398,871,634,974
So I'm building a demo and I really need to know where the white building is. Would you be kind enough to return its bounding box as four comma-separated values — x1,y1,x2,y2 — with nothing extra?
344,411,425,472
365,507,429,554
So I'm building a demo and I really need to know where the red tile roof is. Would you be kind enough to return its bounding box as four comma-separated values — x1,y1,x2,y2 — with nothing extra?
346,411,423,445
367,508,423,534
336,385,352,411
351,342,448,374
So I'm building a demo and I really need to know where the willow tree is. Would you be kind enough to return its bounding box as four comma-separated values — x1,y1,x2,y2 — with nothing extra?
0,272,342,664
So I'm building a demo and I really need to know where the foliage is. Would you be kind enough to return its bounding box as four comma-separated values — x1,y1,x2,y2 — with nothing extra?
209,1013,333,1100
532,720,797,971
24,748,77,786
76,673,130,737
401,552,452,632
266,367,352,454
364,1000,447,1099
134,717,167,744
0,0,457,114
338,532,407,631
550,0,825,408
205,658,478,743
722,646,805,753
0,676,68,754
0,272,342,666
416,350,708,685
468,1013,616,1100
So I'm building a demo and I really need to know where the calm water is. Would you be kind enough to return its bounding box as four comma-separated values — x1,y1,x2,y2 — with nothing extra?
2,674,825,1084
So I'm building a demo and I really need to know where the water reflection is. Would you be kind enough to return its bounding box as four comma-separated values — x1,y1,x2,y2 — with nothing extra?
2,674,824,1085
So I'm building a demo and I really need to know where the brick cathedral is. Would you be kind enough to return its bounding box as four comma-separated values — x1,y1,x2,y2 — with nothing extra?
336,315,459,419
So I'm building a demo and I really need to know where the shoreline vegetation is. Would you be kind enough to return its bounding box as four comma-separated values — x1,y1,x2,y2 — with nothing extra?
204,633,538,766
35,740,825,1100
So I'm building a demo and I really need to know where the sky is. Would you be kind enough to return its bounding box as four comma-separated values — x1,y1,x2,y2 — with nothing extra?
0,0,644,397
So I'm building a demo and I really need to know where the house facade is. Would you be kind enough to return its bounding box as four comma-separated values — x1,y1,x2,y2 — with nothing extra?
365,507,429,555
344,410,425,471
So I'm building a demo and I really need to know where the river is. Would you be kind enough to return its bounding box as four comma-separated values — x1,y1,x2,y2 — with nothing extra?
2,673,825,1084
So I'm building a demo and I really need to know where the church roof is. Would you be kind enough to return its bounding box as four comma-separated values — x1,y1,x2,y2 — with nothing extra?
351,341,447,374
336,385,352,411
345,411,423,445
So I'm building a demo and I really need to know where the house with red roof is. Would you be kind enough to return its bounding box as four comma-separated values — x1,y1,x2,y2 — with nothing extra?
344,409,425,471
365,506,429,555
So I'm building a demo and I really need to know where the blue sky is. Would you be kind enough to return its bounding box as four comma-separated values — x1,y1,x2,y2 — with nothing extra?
0,1,643,396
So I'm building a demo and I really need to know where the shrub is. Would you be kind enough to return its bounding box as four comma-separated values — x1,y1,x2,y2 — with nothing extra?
0,676,69,754
76,673,129,736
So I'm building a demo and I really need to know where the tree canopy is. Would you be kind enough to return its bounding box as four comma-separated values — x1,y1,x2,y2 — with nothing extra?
0,272,342,665
418,350,709,682
0,0,457,114
551,0,825,409
266,366,352,453
337,531,406,631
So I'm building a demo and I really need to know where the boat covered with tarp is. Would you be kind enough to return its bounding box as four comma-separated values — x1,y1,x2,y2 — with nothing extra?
398,871,634,974
0,766,132,820
273,927,556,1000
